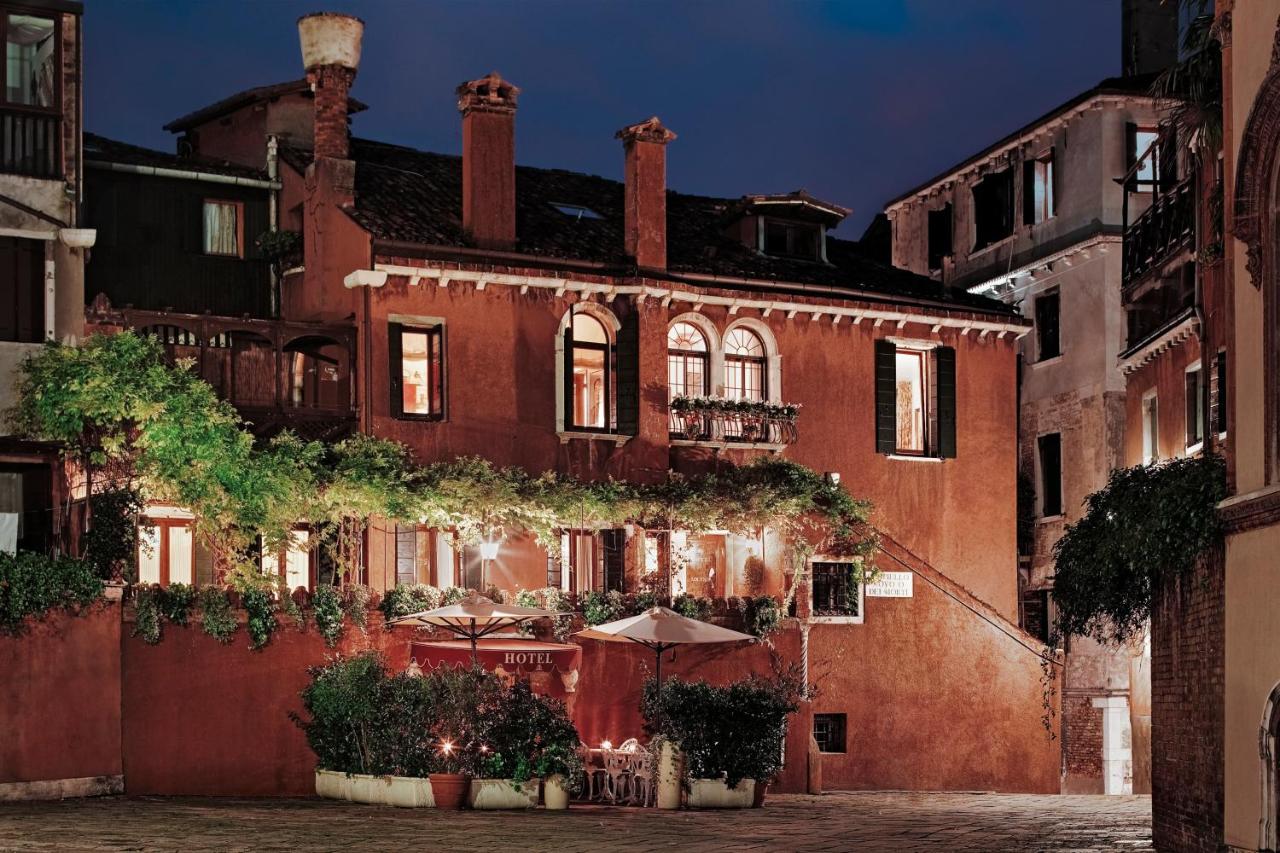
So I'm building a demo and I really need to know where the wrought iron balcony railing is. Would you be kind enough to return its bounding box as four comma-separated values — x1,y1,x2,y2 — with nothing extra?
1122,177,1194,292
669,397,799,446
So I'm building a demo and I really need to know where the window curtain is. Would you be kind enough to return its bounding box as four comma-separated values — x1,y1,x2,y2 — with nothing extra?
6,15,55,108
203,202,238,255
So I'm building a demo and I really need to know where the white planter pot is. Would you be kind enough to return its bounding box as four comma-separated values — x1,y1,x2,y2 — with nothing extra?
543,774,570,810
382,775,435,808
347,773,379,804
467,778,539,809
315,769,349,800
687,777,755,809
315,771,437,807
656,741,683,810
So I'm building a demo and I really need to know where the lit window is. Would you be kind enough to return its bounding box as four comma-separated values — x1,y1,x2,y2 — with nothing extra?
203,200,241,256
724,327,766,401
391,324,444,419
1134,129,1159,185
1142,393,1159,464
569,312,609,430
667,322,708,399
894,350,926,454
5,14,56,109
813,713,847,754
1025,151,1054,225
1185,364,1204,451
549,202,603,221
138,517,195,587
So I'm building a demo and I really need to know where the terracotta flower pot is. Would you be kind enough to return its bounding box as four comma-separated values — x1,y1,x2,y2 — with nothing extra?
751,780,769,808
429,773,469,810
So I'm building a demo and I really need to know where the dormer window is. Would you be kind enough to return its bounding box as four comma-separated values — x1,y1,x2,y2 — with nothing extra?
763,220,820,261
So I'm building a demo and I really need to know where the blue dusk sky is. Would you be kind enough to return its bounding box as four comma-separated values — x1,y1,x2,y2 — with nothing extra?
85,1,1118,235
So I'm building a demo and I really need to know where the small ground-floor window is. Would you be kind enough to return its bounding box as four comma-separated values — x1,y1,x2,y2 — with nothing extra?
811,561,862,618
814,713,847,753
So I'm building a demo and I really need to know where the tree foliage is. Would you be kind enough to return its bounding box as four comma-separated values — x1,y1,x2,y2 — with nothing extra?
1052,454,1226,643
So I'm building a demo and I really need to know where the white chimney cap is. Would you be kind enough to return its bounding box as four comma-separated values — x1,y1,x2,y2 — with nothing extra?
298,13,364,72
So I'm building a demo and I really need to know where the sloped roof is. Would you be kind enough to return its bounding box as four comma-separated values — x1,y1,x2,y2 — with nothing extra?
885,74,1159,207
163,79,368,134
84,132,271,181
280,138,1014,315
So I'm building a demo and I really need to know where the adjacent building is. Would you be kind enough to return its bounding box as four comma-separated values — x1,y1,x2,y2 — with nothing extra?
0,0,88,558
883,7,1176,794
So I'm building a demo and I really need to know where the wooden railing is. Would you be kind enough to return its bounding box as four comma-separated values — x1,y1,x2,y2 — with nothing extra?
1123,177,1194,292
86,300,357,442
0,107,60,179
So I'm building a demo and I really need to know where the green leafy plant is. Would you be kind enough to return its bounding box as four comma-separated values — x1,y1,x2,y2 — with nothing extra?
379,583,442,621
0,551,103,634
313,584,345,647
1052,454,1227,643
159,582,197,626
132,584,163,644
240,585,278,650
295,652,387,775
473,679,583,790
343,584,371,632
581,590,621,626
672,593,711,622
738,595,782,639
642,669,803,788
199,586,238,643
81,486,146,581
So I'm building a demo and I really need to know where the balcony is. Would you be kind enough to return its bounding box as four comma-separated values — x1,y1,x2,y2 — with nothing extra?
86,299,357,442
0,107,60,179
1122,177,1193,292
669,396,799,449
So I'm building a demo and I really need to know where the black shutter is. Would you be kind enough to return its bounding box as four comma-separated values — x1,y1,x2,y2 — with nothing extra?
563,314,575,429
874,339,896,454
14,239,41,343
615,300,640,435
1050,148,1059,217
935,345,957,458
388,322,404,417
601,529,626,592
1023,159,1036,225
1158,133,1178,193
1124,123,1137,189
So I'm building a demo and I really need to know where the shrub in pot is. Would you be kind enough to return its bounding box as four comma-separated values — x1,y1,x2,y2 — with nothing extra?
471,680,583,809
642,669,802,806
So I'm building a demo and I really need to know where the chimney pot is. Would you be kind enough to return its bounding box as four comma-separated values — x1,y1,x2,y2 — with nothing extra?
458,72,520,250
298,13,364,161
617,116,676,271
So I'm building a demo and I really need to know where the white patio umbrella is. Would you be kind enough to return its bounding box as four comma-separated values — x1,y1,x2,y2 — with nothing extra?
388,593,565,665
576,607,756,729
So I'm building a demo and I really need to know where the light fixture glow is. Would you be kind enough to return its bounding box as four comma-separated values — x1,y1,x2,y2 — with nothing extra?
600,740,613,750
479,539,500,560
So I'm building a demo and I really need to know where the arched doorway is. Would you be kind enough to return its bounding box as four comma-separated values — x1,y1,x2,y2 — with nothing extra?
1262,682,1280,851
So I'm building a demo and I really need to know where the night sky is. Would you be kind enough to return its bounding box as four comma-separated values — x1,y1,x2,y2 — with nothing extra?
86,1,1119,236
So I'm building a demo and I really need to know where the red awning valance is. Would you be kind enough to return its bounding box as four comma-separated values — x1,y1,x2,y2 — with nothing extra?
409,638,582,685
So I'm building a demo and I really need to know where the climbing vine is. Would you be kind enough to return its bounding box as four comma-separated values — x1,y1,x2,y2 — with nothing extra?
1052,454,1227,643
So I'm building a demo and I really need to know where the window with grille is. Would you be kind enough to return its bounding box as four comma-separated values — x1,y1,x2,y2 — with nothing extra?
724,327,767,401
813,713,847,754
667,322,708,399
811,562,861,618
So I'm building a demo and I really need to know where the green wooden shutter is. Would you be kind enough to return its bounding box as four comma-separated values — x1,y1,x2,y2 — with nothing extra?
388,322,404,417
874,339,896,454
615,301,640,435
935,345,957,458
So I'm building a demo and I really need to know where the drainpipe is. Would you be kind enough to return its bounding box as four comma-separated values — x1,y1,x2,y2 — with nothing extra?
267,135,280,318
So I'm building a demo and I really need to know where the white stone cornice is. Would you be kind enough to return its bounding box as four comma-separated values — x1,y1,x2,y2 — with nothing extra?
1118,313,1198,375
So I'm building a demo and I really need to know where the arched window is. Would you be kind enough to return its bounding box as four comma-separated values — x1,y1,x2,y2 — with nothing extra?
667,321,709,399
724,327,767,401
567,311,610,430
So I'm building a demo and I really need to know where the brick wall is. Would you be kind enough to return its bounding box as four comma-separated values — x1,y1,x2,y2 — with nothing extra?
1151,547,1225,852
1064,694,1103,780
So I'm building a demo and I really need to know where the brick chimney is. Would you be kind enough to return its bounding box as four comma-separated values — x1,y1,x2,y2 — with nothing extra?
617,117,676,271
298,13,364,160
457,72,520,250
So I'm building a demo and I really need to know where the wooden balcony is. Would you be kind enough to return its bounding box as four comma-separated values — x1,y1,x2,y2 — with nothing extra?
1122,177,1194,293
0,107,60,179
86,299,357,442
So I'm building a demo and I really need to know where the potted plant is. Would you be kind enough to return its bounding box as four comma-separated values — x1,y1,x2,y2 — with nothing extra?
642,670,802,809
468,680,583,809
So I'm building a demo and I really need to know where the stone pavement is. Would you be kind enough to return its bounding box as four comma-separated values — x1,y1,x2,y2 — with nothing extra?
0,791,1151,852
